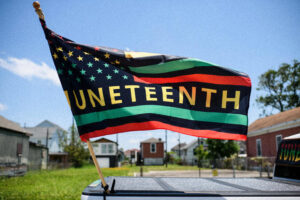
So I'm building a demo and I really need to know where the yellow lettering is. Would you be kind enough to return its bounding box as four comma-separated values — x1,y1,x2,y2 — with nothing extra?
125,85,140,102
222,90,240,109
64,90,71,108
87,88,105,107
179,86,196,105
162,86,174,103
73,90,86,110
109,86,122,104
202,88,217,108
145,87,157,101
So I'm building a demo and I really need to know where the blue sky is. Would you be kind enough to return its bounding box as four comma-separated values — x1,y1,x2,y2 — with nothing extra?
0,0,299,151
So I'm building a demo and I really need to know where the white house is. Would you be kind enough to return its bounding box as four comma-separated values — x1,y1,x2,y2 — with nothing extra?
172,138,207,165
25,120,68,163
92,138,118,168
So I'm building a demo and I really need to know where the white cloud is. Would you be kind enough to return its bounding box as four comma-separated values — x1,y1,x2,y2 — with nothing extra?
0,103,7,111
0,57,60,86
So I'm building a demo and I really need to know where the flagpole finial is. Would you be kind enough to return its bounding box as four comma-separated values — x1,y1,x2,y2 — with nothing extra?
33,1,45,20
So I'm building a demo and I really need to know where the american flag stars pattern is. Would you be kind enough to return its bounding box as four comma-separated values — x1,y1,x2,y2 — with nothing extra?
46,33,133,88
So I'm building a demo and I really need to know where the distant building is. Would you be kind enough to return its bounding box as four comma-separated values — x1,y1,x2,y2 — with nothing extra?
140,137,164,165
171,143,186,159
171,139,207,165
92,138,118,168
183,139,207,165
28,142,48,170
25,120,68,163
247,107,300,157
0,115,31,176
124,148,139,163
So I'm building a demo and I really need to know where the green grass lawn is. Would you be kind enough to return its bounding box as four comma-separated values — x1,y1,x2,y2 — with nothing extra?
0,164,199,200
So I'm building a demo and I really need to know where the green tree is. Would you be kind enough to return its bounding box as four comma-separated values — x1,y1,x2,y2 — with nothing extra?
194,145,208,167
256,60,300,116
59,120,89,168
206,139,239,160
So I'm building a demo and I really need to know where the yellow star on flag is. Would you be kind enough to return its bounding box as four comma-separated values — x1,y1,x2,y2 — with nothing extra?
53,53,58,59
94,57,99,61
84,51,90,55
68,51,73,57
115,60,120,65
77,56,83,61
104,53,110,59
56,47,63,52
63,56,68,61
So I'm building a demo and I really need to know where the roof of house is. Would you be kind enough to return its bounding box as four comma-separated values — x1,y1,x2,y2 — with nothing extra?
141,137,163,143
25,120,65,139
284,133,300,140
182,140,199,150
92,138,117,143
171,143,187,151
124,148,140,156
248,107,300,133
0,115,31,136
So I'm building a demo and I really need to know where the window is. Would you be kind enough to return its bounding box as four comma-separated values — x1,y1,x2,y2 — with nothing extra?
101,144,107,154
256,139,262,156
108,144,114,154
150,143,156,153
17,143,23,156
276,135,282,151
92,143,99,148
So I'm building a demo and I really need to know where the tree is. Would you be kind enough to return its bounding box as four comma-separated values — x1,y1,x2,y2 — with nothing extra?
206,139,239,160
194,145,208,167
256,60,300,116
59,120,89,167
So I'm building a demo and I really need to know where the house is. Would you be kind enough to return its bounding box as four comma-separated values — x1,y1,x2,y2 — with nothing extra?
0,116,50,175
124,148,139,163
0,115,32,176
28,142,48,170
247,107,300,158
171,143,186,159
25,120,68,163
92,138,118,168
140,137,164,165
171,139,207,165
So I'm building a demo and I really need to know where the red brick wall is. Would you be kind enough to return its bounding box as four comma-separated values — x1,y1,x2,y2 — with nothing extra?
142,143,164,158
247,126,300,157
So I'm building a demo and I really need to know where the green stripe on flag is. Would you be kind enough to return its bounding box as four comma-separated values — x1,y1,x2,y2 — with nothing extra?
128,58,215,74
74,105,247,127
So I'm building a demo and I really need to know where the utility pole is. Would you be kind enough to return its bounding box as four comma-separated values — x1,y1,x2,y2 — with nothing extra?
165,130,168,168
178,133,181,160
46,128,49,169
197,137,200,177
116,134,119,166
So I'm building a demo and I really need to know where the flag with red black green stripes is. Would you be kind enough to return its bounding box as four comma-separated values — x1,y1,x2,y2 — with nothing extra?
40,19,251,142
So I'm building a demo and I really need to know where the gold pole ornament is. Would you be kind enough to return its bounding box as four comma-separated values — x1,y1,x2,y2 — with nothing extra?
32,1,45,20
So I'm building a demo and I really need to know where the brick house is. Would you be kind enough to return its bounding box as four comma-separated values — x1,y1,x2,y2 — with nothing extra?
140,137,164,165
247,107,300,158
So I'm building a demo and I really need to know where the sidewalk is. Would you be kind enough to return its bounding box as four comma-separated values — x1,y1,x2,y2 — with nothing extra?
135,169,271,178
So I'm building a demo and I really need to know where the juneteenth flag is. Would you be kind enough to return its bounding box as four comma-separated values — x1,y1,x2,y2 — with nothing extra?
39,19,251,142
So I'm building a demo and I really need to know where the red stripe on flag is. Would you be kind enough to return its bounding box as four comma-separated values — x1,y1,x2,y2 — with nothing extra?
80,121,247,142
134,74,251,87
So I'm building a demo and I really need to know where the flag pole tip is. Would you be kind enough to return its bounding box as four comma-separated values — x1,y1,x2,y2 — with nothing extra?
32,1,45,20
32,1,40,9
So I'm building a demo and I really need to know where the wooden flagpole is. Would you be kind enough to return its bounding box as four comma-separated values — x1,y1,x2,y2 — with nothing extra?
86,139,109,192
32,1,109,193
